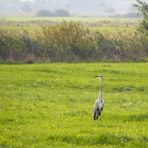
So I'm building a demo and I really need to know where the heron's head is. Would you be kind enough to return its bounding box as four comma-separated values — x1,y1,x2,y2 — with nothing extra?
96,75,103,80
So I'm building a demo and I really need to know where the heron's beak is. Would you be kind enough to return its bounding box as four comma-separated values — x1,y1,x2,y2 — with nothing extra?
94,75,103,79
95,76,100,80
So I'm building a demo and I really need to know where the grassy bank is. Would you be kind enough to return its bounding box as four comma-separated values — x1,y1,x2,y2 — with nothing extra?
0,63,148,147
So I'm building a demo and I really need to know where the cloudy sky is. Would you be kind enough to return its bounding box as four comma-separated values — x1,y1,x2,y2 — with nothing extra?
0,0,145,16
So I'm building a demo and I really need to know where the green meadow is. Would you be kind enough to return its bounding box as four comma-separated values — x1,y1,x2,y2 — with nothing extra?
0,63,148,147
0,17,141,33
0,16,141,23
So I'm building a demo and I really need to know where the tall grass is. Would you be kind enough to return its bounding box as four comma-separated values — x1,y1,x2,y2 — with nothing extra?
0,21,147,63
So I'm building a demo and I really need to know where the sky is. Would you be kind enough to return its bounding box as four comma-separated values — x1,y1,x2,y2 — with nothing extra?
0,0,146,17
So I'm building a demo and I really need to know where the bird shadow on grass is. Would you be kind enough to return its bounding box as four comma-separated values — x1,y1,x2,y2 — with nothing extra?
47,133,133,146
111,114,148,122
127,114,148,122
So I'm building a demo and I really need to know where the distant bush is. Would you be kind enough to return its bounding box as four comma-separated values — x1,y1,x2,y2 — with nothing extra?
0,21,147,63
35,9,70,17
54,9,70,17
36,10,53,17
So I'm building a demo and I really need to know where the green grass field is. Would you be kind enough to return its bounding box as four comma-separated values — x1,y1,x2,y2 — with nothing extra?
0,17,141,33
0,63,148,147
0,16,141,23
0,25,138,32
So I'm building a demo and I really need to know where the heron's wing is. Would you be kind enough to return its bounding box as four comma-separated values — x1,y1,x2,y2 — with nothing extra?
93,99,101,120
93,100,99,111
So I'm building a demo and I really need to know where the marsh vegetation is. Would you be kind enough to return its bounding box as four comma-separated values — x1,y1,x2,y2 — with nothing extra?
0,18,147,63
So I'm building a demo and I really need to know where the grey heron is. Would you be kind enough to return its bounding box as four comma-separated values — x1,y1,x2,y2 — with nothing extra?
93,75,104,120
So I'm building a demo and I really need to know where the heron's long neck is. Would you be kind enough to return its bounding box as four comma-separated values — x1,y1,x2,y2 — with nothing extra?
99,79,102,98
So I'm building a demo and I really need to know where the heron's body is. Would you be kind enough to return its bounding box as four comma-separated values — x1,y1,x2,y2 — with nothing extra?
93,75,105,120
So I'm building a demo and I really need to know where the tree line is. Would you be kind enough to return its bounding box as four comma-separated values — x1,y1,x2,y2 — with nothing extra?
36,9,70,17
